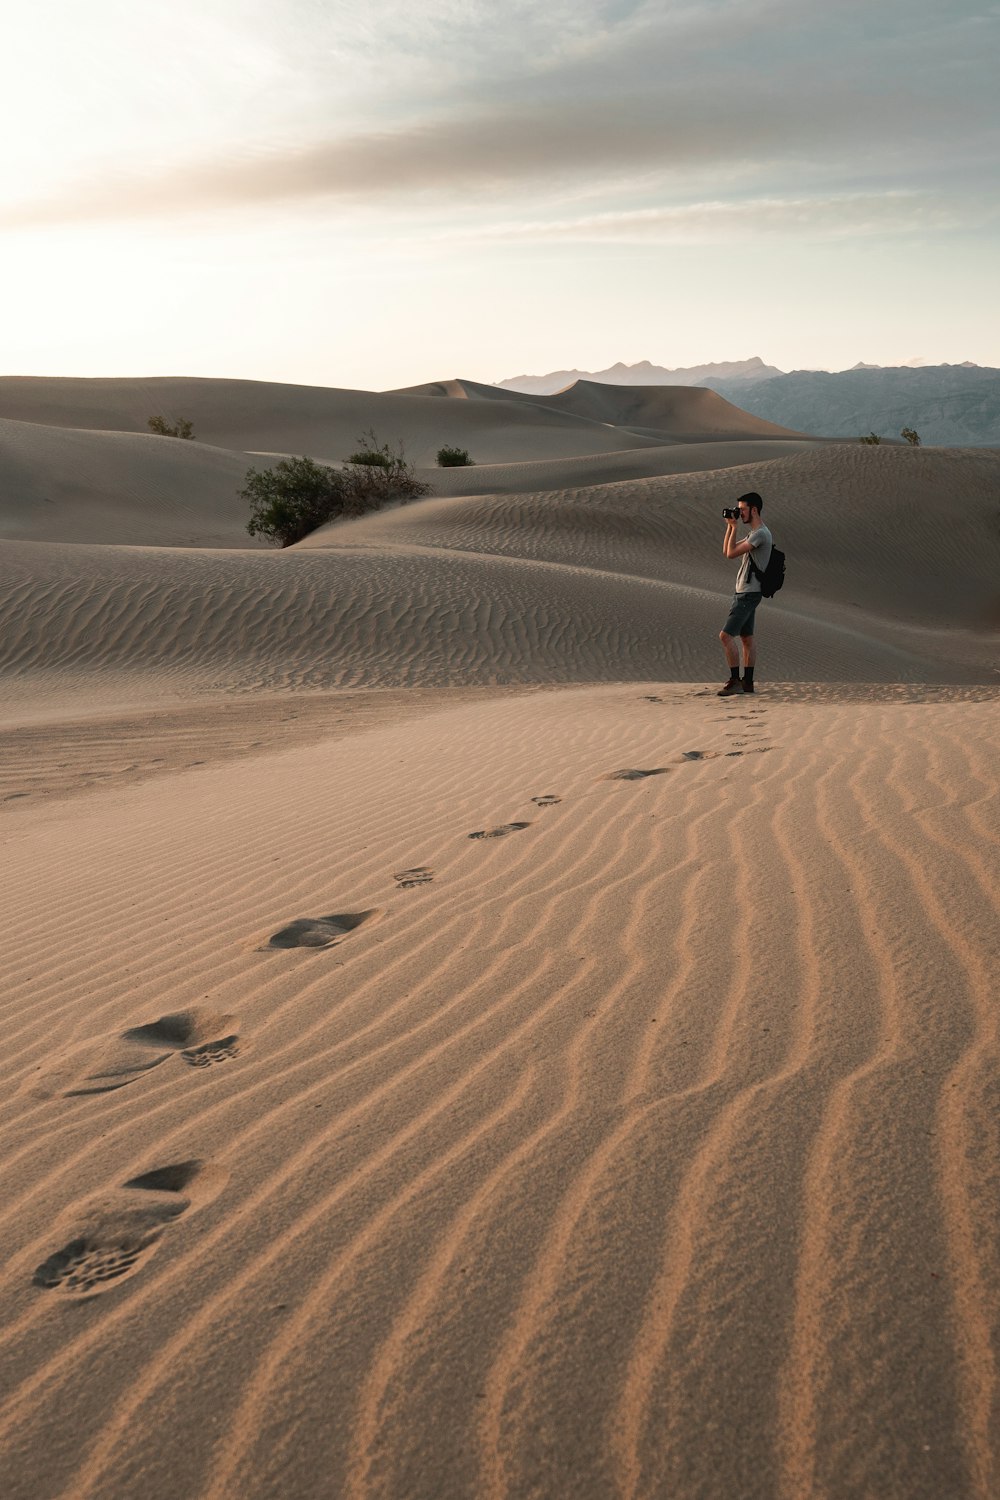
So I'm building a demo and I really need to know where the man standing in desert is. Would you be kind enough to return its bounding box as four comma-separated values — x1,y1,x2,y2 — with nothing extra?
718,491,772,696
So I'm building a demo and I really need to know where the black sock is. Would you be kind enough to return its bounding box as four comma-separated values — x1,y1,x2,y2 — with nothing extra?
743,667,754,685
729,666,740,681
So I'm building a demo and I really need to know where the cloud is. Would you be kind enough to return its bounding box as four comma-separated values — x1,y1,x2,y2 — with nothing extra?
2,0,996,228
436,191,976,247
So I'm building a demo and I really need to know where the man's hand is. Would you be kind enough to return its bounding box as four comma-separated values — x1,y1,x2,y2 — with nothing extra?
723,516,736,558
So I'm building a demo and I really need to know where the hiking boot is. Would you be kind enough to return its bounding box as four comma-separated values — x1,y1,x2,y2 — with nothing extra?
742,681,755,693
717,679,741,696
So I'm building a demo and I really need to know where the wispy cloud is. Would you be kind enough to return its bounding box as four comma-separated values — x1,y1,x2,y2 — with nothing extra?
435,191,978,247
2,0,996,228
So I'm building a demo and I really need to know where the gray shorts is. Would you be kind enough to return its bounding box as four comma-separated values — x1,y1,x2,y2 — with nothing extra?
722,591,761,636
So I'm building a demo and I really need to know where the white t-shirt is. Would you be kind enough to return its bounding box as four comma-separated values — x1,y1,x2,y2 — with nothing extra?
736,523,773,594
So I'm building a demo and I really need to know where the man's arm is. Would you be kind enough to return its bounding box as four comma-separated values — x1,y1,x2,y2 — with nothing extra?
722,524,754,560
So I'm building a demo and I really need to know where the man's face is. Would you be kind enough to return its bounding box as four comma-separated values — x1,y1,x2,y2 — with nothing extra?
738,504,752,525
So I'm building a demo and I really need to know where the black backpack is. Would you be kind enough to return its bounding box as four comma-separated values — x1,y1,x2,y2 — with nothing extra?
749,544,785,598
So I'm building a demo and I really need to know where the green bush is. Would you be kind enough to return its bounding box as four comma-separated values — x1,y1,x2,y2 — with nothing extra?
148,415,195,439
243,457,348,546
243,438,432,547
436,446,474,467
858,431,882,445
342,429,431,508
900,426,921,446
347,428,403,468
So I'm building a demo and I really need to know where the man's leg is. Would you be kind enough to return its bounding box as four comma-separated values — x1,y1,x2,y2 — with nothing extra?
719,630,740,670
717,629,741,694
740,632,757,691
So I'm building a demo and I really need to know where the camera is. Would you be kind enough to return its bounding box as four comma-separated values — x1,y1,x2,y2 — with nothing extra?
722,506,740,520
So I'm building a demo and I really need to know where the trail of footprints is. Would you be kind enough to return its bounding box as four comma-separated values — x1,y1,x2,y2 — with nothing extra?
30,691,775,1298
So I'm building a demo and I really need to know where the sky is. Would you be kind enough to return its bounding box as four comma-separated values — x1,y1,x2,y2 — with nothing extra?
3,0,998,390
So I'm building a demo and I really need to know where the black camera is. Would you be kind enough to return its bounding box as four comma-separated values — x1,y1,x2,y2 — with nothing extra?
722,506,740,520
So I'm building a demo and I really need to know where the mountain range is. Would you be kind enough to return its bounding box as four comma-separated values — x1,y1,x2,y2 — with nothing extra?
499,361,1000,446
499,358,781,394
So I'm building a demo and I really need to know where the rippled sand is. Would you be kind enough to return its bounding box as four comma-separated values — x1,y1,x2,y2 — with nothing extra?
1,684,999,1499
2,375,998,1499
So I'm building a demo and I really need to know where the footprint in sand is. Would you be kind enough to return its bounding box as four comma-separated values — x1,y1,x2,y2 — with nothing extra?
531,795,562,807
394,867,434,889
639,695,664,703
22,1007,241,1099
603,768,670,781
124,1009,240,1058
676,747,774,763
182,1036,241,1067
264,908,381,950
33,1159,228,1299
468,822,531,840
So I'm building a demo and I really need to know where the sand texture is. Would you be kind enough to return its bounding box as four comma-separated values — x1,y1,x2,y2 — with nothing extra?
1,445,996,703
2,374,999,1499
2,686,1000,1500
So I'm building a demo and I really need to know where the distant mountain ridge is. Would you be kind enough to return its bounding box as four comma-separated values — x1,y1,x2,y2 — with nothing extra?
499,360,998,445
498,357,781,395
704,365,1000,447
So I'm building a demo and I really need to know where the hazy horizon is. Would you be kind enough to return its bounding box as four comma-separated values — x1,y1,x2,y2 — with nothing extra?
4,1,998,390
1,355,992,395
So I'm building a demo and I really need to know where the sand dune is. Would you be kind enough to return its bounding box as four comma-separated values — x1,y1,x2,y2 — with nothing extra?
1,447,994,701
2,367,999,1500
0,418,828,548
0,373,829,550
527,378,813,440
0,375,673,468
393,375,814,442
0,416,275,548
419,438,826,497
305,445,1000,630
2,684,999,1499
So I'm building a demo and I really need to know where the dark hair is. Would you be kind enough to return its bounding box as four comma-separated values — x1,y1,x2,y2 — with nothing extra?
737,491,763,514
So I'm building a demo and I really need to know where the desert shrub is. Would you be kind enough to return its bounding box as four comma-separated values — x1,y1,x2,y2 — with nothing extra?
858,431,882,445
437,446,474,467
346,428,403,468
347,448,391,467
148,415,195,439
342,429,431,507
243,439,431,547
243,457,349,546
900,426,921,446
